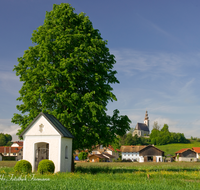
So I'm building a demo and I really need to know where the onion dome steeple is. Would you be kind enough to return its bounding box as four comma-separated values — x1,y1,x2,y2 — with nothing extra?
144,110,149,120
144,111,149,128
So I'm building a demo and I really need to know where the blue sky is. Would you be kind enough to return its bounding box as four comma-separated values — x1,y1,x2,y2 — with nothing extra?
1,0,200,140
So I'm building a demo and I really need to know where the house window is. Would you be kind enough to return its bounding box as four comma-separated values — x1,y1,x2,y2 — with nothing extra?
128,154,130,156
124,154,126,156
19,153,21,155
65,146,68,159
13,153,16,156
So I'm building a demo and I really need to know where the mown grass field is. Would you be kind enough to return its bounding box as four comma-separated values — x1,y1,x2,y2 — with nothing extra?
0,161,200,189
156,140,200,156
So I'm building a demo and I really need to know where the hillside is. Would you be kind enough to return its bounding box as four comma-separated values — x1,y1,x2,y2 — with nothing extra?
155,140,200,156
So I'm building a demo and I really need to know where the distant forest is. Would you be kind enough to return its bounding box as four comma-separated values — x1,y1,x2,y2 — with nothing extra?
112,122,189,149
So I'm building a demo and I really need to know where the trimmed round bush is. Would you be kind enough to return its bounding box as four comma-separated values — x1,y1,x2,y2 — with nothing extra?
38,159,55,174
14,160,32,174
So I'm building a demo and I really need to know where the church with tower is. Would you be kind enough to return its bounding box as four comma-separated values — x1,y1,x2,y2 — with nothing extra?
132,111,150,137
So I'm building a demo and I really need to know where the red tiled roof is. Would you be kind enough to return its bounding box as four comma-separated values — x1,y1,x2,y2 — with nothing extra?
0,146,22,153
108,145,115,151
175,148,190,154
192,147,200,153
12,141,23,146
108,145,120,152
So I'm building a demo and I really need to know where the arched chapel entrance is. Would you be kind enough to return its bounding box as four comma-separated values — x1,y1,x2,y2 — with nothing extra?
34,142,49,170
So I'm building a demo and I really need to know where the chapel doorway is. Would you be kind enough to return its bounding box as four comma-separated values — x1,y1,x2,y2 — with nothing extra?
35,142,49,170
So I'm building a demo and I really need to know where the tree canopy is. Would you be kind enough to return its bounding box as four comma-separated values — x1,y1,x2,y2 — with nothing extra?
0,133,12,146
12,3,131,152
78,152,88,160
150,123,189,145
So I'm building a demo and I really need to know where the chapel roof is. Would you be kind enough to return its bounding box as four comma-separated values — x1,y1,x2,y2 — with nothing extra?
135,123,149,132
20,112,74,138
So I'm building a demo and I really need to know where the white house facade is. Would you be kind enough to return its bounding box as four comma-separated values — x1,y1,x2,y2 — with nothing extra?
121,145,164,162
122,151,144,162
20,112,74,173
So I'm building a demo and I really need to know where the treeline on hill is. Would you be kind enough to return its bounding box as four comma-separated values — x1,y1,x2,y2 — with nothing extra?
0,133,12,146
150,122,189,145
111,122,189,148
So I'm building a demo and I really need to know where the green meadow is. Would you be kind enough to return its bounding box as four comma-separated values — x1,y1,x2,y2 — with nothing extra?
156,140,200,156
0,162,200,189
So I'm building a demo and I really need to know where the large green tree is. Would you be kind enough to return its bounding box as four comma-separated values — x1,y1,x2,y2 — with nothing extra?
12,3,131,164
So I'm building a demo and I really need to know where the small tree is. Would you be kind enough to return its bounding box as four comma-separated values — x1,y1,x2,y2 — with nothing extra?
152,121,160,130
78,152,88,160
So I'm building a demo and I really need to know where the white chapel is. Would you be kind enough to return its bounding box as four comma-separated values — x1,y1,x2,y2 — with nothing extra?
20,112,74,173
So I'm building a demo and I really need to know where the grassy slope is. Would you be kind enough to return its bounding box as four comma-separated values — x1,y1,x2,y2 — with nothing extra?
155,140,200,156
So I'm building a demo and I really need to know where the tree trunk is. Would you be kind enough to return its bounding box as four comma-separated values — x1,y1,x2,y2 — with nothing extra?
71,154,75,172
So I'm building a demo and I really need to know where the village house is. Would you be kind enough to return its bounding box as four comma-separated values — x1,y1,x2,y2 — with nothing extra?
89,153,116,162
175,148,197,162
192,147,200,159
20,112,74,172
11,141,23,147
121,145,164,162
132,111,150,137
88,145,120,162
0,141,23,161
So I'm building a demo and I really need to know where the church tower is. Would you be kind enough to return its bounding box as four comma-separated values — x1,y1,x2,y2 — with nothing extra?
144,111,149,129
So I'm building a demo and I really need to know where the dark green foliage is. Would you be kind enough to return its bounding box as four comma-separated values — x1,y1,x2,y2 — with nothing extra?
78,152,88,160
14,160,32,173
38,159,55,174
121,159,132,162
113,132,150,147
6,141,12,146
150,124,189,145
5,134,12,142
0,133,12,146
2,156,16,161
0,134,6,146
12,3,131,152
